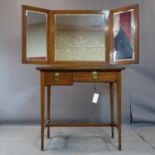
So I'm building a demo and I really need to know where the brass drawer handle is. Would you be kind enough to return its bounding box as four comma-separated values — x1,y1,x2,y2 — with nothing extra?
54,72,60,82
92,71,98,80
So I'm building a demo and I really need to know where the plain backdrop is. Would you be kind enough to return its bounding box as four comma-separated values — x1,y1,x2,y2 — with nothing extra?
0,0,155,124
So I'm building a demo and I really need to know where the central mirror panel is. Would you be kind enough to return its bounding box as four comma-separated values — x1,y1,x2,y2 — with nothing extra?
55,14,106,61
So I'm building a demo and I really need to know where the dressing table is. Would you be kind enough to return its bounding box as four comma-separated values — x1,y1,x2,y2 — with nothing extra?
36,65,125,150
22,4,139,151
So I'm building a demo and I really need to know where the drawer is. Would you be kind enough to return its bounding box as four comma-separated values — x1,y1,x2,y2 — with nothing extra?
44,72,73,85
73,71,119,82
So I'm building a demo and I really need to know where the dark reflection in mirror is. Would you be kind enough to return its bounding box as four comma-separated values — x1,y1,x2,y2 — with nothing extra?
113,10,134,61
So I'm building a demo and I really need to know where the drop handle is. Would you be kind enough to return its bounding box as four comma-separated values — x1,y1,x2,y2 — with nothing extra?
92,71,98,80
54,72,60,82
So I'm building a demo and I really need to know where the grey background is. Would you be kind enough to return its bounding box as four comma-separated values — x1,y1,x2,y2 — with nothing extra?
0,0,155,124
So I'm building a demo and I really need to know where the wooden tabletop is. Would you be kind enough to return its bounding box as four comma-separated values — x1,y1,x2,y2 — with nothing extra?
36,65,125,71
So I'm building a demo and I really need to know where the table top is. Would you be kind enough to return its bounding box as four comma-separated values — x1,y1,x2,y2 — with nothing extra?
36,65,125,71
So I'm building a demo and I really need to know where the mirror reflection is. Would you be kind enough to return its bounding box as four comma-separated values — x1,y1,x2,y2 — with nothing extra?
113,10,134,61
55,14,106,61
26,11,47,60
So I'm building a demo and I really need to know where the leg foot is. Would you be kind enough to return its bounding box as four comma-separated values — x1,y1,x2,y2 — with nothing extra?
112,133,114,139
118,144,122,151
41,145,44,151
47,129,50,139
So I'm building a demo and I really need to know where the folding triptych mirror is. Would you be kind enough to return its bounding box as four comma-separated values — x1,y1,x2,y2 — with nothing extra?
22,4,139,66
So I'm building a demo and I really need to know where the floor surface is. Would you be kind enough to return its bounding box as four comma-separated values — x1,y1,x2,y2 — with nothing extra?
0,125,155,155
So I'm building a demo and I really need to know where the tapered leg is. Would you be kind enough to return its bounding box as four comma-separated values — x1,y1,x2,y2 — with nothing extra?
110,82,114,138
117,74,122,151
40,72,45,151
47,86,51,138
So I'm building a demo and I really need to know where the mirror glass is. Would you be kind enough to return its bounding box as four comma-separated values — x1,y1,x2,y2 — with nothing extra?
113,10,135,61
26,10,47,60
55,14,106,61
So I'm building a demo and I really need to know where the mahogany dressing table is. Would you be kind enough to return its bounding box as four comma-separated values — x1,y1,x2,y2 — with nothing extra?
36,65,125,151
22,4,139,151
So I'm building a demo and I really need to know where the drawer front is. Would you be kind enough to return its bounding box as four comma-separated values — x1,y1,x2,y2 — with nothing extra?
44,72,73,85
73,71,119,82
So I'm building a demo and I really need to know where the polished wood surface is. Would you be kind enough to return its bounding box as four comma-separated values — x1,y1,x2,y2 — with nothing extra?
47,122,117,127
36,65,125,71
44,72,73,85
47,86,51,138
73,71,119,82
37,66,125,151
40,72,45,151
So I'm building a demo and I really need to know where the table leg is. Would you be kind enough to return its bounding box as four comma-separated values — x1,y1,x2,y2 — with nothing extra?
40,72,45,151
110,82,114,138
117,74,122,151
47,86,51,138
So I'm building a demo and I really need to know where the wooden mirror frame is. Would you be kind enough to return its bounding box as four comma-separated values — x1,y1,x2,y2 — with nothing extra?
109,4,139,64
22,4,139,66
22,5,51,64
50,10,110,66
